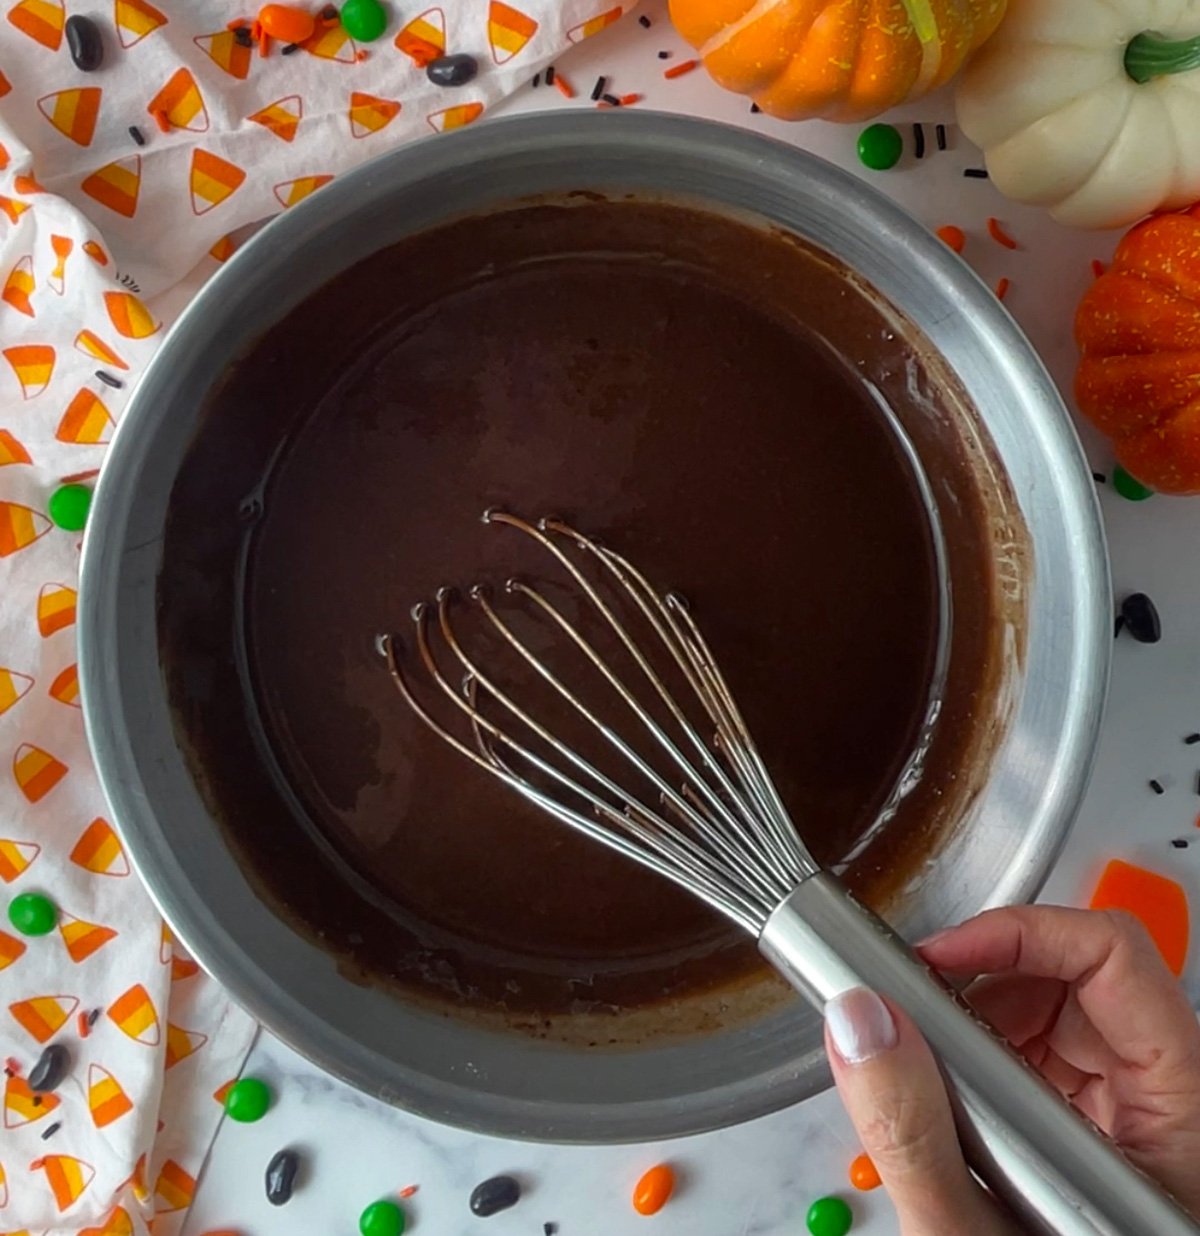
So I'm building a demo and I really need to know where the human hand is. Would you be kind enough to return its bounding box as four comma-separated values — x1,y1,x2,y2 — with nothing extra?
823,905,1200,1235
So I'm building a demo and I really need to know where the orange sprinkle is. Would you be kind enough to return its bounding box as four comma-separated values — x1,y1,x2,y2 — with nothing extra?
936,225,965,254
258,32,270,56
77,1011,91,1038
995,277,1010,301
1091,259,1106,279
60,468,101,485
151,107,170,133
664,58,699,79
849,1153,881,1191
987,216,1018,250
1090,858,1189,975
619,93,642,106
398,1185,419,1199
554,73,575,99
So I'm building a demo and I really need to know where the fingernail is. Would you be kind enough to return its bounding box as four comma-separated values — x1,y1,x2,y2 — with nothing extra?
917,928,952,949
826,987,898,1064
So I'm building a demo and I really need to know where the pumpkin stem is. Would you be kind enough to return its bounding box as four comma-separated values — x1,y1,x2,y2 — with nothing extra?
1125,31,1200,84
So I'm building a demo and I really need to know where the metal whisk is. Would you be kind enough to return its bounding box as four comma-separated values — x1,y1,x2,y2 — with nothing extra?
381,511,1197,1236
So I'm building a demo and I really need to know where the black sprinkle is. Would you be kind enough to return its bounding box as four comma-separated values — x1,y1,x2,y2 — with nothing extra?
3,1067,11,1077
95,370,123,389
1150,779,1165,795
531,73,541,87
1120,592,1162,644
87,1008,100,1027
128,125,145,147
281,42,299,54
1092,471,1107,484
638,13,651,26
265,1148,300,1206
32,1095,42,1107
750,102,761,114
964,168,989,179
1114,614,1125,638
544,1225,558,1236
657,49,670,59
545,65,555,85
1195,770,1200,796
40,1121,61,1140
1185,733,1200,745
233,25,253,47
320,4,338,18
591,75,606,101
601,93,621,106
1172,838,1189,849
470,1175,521,1217
913,123,925,159
936,123,947,151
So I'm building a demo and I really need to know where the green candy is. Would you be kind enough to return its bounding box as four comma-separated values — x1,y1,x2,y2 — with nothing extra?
224,1076,271,1122
339,0,387,41
856,123,903,171
806,1195,853,1236
48,483,92,531
1112,464,1154,502
359,1199,406,1236
8,891,58,936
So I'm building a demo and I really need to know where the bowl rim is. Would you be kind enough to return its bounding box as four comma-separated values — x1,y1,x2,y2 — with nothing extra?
79,110,1110,1142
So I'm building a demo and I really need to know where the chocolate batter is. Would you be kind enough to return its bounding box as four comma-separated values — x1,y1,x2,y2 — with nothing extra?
160,200,1001,1034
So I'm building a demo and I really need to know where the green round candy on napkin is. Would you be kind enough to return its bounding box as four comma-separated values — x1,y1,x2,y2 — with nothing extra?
224,1076,271,1122
8,891,58,936
48,483,92,531
340,0,387,41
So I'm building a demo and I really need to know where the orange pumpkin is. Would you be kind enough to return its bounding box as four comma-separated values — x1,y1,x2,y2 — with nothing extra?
668,0,1007,122
1075,204,1200,496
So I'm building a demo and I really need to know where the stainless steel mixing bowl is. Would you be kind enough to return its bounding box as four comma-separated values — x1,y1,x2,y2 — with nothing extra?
79,113,1109,1142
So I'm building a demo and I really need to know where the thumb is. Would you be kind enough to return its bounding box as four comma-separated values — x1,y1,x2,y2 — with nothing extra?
825,988,1006,1235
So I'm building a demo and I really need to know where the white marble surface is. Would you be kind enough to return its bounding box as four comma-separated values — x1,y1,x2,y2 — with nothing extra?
183,3,1200,1232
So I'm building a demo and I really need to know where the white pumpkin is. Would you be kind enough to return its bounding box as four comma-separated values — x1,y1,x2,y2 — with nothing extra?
956,0,1200,229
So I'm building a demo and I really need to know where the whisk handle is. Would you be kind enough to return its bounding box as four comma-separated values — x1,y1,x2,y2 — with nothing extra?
760,874,1200,1236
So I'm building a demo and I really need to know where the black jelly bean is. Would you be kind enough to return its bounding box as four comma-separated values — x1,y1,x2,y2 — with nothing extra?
427,54,478,87
29,1043,70,1093
470,1174,520,1217
1120,592,1161,644
66,15,104,71
265,1148,300,1206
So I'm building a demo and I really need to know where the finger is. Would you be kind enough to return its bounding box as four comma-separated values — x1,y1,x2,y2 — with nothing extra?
825,987,1010,1235
969,976,1120,1077
966,973,1066,1046
920,905,1200,1076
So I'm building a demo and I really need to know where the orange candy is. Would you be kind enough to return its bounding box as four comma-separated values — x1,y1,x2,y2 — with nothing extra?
848,1153,881,1191
935,225,965,254
1089,858,1189,976
256,4,315,43
632,1163,674,1215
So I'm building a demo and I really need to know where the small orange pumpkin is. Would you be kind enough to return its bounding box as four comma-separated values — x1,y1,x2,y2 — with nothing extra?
1075,203,1200,496
668,0,1007,122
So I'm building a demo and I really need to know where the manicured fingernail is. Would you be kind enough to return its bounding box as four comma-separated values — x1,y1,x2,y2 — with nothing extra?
826,987,898,1064
917,928,951,949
